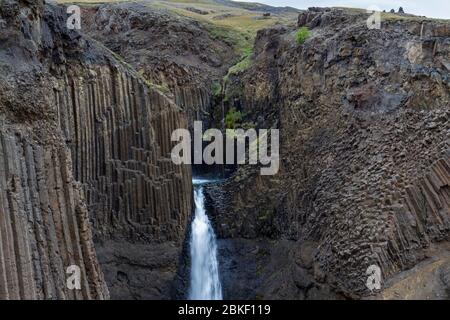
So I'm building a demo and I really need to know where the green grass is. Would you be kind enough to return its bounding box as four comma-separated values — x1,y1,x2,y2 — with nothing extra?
221,46,253,101
335,6,450,23
381,12,450,23
296,26,310,45
154,1,297,56
206,23,255,88
225,107,243,129
58,0,297,76
207,23,252,55
136,68,172,95
58,0,297,98
145,80,171,95
211,81,222,96
227,46,253,76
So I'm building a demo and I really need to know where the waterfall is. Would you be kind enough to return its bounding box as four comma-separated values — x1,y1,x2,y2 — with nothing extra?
189,179,223,300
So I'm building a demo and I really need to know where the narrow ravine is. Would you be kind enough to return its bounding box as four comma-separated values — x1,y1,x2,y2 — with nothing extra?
188,179,223,300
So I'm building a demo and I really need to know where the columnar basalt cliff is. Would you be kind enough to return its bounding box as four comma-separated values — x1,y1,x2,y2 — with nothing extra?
0,0,109,299
57,65,193,299
0,130,108,299
206,8,450,299
56,66,191,243
0,0,191,299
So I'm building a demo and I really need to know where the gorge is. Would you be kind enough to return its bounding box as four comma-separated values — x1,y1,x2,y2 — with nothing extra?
0,0,449,300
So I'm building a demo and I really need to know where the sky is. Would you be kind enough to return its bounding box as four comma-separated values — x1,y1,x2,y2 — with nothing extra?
235,0,450,19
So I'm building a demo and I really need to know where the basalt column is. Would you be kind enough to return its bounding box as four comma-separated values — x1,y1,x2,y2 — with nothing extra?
0,0,192,299
0,130,109,300
0,0,110,300
55,65,192,242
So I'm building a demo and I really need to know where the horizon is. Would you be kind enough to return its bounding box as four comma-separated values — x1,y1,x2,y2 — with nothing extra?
234,0,450,19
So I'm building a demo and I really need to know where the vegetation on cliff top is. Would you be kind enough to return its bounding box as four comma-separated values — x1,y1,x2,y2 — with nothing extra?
296,26,310,44
225,107,243,129
59,0,297,54
57,0,298,100
337,6,450,23
226,47,253,77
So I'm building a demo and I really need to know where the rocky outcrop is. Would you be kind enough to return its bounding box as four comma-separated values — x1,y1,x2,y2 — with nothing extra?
55,65,191,243
81,3,237,128
0,0,109,299
56,64,193,299
207,8,450,298
0,0,191,299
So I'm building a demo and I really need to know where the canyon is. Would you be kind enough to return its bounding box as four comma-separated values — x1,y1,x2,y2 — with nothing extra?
0,0,449,300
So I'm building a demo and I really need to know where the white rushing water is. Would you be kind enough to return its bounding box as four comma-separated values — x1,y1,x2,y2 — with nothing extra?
189,180,223,300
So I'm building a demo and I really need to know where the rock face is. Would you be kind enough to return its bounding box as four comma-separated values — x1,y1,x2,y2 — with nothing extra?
0,0,191,299
81,3,237,128
57,63,192,300
0,0,108,299
207,8,450,298
56,65,191,243
0,130,108,299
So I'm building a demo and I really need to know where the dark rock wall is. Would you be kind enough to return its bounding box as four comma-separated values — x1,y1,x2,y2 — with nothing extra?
55,66,192,242
0,0,109,299
0,130,108,299
0,0,192,299
207,8,450,298
81,3,237,128
54,65,193,299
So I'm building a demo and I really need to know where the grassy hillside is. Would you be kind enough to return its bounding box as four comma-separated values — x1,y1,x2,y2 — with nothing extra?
57,0,299,79
339,7,450,23
58,0,299,33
